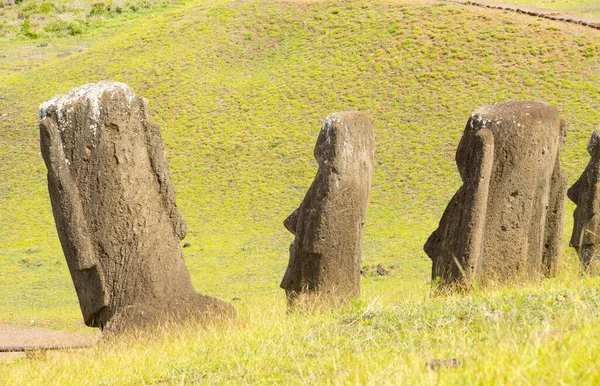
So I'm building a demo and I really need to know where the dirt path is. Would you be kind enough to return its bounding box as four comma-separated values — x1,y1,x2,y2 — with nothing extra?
447,0,600,29
0,323,100,361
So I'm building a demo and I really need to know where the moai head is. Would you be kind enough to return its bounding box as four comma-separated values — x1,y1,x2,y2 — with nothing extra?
281,111,374,307
39,82,234,331
567,129,600,271
425,101,567,288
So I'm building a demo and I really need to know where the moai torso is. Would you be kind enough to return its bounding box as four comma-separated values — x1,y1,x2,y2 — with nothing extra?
39,82,234,330
568,129,600,271
281,111,374,307
425,101,567,287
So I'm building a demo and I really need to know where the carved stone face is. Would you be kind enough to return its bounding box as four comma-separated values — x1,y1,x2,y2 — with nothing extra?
567,129,600,269
39,82,235,330
425,101,567,287
281,112,374,306
424,115,495,283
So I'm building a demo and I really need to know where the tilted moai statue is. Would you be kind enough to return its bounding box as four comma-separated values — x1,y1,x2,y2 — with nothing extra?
281,112,374,307
568,128,600,271
39,82,235,331
425,100,568,288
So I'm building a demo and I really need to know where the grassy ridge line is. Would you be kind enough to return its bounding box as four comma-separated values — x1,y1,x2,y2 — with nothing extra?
497,0,600,18
0,0,599,326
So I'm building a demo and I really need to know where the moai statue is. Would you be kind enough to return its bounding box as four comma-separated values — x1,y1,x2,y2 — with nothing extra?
568,128,600,272
424,100,567,288
39,82,235,331
280,111,374,307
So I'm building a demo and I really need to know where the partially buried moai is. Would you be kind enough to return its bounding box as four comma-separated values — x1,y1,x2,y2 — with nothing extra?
39,82,235,332
567,128,600,272
281,111,374,307
424,100,568,288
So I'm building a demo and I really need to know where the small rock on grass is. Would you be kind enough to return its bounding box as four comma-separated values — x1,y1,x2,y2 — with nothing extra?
376,264,388,276
425,358,462,370
360,264,392,277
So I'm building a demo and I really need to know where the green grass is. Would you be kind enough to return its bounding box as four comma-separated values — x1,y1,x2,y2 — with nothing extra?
0,0,188,39
5,277,600,384
497,0,600,19
1,0,600,383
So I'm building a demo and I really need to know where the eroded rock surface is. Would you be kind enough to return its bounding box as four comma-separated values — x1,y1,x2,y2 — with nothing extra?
568,128,600,271
39,82,235,331
425,100,567,288
281,111,374,307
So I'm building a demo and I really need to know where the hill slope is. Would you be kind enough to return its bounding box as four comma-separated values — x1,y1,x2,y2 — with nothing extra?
3,0,600,383
1,0,600,323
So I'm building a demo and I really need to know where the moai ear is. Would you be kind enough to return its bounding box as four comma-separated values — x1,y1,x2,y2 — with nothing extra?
39,116,61,174
143,120,187,240
455,117,481,183
465,129,494,184
454,128,494,282
542,153,567,278
314,116,338,167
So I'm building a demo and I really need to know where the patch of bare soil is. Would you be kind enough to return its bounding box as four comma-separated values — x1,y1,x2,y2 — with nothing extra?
0,322,100,361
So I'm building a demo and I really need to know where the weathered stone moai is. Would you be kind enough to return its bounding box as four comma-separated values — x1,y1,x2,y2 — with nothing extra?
281,111,374,307
424,100,568,288
568,128,600,272
39,82,235,331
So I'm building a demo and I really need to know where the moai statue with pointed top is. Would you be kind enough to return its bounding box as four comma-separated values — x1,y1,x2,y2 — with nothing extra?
280,111,374,307
39,82,235,332
568,128,600,272
424,100,567,288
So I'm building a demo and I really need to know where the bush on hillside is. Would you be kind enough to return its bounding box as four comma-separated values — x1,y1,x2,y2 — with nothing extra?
21,16,39,38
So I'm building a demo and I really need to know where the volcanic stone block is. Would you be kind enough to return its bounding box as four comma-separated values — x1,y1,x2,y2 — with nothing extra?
39,82,235,331
280,111,374,306
568,128,600,271
424,101,567,287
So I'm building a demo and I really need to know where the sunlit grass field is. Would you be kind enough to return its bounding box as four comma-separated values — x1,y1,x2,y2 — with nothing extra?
6,276,600,384
1,0,600,383
0,0,189,39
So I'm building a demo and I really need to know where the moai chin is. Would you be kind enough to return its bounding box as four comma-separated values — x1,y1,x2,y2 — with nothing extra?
568,128,600,272
424,100,567,288
39,81,235,331
280,111,374,307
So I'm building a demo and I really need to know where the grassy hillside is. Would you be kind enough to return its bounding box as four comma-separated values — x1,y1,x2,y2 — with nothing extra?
0,0,187,39
1,0,600,382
